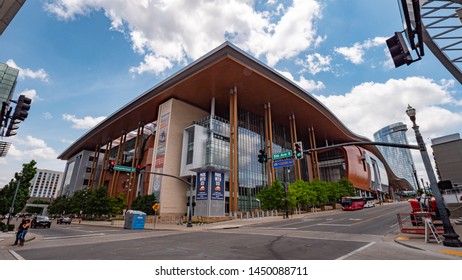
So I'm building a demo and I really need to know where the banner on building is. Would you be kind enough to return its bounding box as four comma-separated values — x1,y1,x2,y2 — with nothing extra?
211,172,224,200
196,172,208,200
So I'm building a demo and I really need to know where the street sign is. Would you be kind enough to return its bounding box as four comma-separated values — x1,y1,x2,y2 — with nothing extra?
152,203,160,212
113,165,136,173
272,150,293,160
273,159,294,168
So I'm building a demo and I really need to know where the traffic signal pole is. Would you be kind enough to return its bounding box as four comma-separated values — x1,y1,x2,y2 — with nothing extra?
305,141,420,153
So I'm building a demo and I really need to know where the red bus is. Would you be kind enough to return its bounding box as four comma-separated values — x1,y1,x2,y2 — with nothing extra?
341,196,365,211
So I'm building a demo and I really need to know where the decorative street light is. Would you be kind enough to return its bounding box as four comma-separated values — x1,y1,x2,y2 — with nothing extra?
3,172,22,232
406,105,462,247
187,175,195,227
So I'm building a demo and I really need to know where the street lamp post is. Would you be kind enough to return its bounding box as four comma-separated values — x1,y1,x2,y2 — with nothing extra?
411,164,422,194
187,175,194,227
3,172,22,232
406,105,462,247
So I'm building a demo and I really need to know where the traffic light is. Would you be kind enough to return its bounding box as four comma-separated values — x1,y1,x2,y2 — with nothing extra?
386,32,413,68
294,141,303,159
108,160,115,172
3,95,32,137
5,119,20,137
258,149,267,163
0,102,8,129
12,95,32,121
136,165,141,175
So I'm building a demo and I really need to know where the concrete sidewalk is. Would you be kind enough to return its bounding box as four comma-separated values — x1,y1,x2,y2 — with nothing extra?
393,218,462,258
0,229,36,260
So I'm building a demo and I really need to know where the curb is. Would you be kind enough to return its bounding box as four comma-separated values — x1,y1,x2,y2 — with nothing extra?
393,239,425,251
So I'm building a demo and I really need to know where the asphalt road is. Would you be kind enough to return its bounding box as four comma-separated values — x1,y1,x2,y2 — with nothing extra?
11,202,458,260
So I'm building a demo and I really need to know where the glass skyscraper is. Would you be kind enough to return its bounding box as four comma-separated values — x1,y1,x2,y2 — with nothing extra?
373,122,418,190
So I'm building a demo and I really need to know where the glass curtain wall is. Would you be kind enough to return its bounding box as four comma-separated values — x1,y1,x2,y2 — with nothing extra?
318,149,346,182
195,108,298,212
271,122,295,185
237,109,266,211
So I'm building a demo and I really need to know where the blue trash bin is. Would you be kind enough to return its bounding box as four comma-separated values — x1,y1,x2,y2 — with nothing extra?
123,210,146,230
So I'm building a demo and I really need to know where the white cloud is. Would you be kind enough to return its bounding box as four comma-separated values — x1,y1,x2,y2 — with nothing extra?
0,135,64,186
277,70,325,93
18,89,41,102
315,76,461,138
6,59,49,82
298,53,331,75
315,77,462,184
334,36,388,65
43,112,53,120
62,114,106,129
45,0,323,74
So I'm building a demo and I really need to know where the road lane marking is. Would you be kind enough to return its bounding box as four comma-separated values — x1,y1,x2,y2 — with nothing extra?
336,242,376,260
349,212,390,226
43,233,105,240
316,223,351,226
8,250,25,260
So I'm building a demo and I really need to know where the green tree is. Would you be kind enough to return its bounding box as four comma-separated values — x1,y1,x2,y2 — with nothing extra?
287,180,317,210
310,179,329,206
285,178,356,211
110,192,127,215
257,180,286,210
0,160,37,215
334,178,356,201
131,194,157,215
48,196,72,216
86,188,111,216
70,189,89,216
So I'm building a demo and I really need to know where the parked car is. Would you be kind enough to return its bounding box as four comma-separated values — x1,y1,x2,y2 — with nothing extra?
364,200,375,208
57,216,72,224
31,216,51,228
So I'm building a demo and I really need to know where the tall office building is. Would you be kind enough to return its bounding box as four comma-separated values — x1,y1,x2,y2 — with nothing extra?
29,169,64,201
373,122,418,190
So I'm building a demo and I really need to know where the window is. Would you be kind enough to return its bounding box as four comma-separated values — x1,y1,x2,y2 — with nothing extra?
186,129,195,164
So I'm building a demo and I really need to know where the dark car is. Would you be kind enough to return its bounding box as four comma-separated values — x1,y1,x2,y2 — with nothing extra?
31,216,51,228
57,216,72,224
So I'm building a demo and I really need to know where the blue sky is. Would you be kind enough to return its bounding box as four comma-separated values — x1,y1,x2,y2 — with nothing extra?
0,0,461,187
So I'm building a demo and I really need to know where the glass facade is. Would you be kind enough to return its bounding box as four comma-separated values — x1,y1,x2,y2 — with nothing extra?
194,108,299,211
0,62,19,104
318,149,346,182
373,122,417,189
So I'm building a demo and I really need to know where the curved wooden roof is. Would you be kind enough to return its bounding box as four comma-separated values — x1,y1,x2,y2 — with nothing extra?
57,42,411,190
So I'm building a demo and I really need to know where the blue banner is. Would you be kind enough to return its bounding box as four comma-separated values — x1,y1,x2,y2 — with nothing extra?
196,172,208,200
211,172,224,200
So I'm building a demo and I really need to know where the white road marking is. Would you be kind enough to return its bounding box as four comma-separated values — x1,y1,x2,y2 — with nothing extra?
8,250,25,260
336,242,376,260
43,233,105,240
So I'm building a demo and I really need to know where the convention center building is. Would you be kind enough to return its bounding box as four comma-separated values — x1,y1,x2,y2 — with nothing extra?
58,42,411,217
